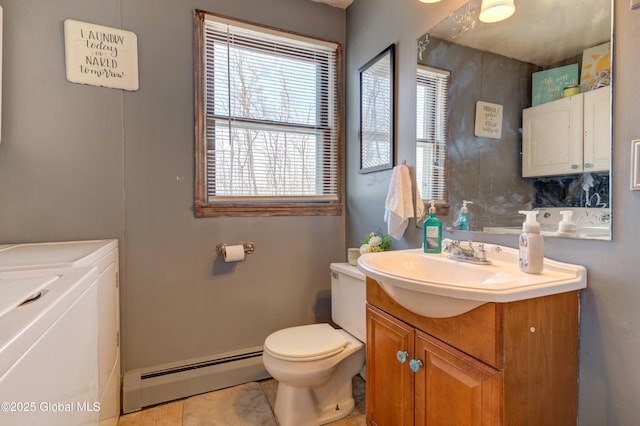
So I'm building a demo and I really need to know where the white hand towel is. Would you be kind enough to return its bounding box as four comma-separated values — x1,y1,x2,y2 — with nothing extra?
415,181,425,220
384,164,415,239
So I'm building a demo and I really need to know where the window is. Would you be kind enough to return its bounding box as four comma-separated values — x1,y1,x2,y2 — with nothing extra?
194,10,343,217
416,65,449,208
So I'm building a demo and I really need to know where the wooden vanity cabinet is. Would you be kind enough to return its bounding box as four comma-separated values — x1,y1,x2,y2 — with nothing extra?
365,277,580,426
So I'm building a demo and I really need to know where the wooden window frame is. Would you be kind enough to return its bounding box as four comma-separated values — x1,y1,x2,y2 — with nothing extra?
193,10,343,218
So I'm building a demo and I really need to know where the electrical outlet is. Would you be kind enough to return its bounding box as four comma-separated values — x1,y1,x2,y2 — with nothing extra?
632,0,640,10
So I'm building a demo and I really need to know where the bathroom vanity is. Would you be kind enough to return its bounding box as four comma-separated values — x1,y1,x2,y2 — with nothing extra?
365,277,580,425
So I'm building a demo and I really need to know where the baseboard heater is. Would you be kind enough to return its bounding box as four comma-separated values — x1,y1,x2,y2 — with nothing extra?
122,346,270,413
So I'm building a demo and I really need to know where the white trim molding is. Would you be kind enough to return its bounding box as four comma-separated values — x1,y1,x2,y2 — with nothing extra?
631,139,640,190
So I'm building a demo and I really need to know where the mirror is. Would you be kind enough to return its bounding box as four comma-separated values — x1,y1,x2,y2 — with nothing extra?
416,0,612,240
360,44,395,173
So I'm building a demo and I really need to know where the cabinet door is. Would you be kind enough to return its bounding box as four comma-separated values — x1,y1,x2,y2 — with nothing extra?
366,304,415,426
583,86,611,173
522,95,583,177
414,331,502,426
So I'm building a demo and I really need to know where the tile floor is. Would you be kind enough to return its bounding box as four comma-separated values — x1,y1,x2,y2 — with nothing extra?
117,400,184,426
117,376,366,426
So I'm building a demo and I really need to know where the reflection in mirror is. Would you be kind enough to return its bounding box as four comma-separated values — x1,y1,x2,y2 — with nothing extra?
416,0,612,240
416,66,449,209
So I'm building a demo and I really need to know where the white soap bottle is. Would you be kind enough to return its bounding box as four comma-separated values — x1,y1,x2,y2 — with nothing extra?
518,210,544,274
554,210,577,238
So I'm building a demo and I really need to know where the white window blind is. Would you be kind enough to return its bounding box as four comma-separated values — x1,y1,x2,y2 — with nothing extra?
199,13,340,204
416,65,449,202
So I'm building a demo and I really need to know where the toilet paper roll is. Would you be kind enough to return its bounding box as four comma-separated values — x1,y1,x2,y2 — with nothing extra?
223,245,245,263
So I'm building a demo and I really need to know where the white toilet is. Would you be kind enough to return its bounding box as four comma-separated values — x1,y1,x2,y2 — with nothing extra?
262,263,366,426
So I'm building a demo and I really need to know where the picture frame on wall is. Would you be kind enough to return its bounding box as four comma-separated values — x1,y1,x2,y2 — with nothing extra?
359,44,395,173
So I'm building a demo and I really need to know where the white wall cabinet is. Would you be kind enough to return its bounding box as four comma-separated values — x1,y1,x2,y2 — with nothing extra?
522,86,610,177
583,87,611,172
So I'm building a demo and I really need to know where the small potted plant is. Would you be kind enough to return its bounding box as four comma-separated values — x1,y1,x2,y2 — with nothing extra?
360,230,392,254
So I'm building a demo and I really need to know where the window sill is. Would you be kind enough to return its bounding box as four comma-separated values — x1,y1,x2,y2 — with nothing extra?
195,202,343,217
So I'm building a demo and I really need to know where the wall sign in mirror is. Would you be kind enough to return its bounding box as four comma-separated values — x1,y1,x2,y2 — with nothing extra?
359,44,395,173
474,101,503,139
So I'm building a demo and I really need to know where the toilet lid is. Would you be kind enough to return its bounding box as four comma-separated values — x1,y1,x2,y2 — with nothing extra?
264,323,348,360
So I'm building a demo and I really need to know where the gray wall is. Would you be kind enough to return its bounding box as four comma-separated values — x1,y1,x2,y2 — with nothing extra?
0,0,346,373
346,0,640,424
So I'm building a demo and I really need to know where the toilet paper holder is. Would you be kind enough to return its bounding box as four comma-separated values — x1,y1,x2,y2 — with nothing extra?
216,242,255,257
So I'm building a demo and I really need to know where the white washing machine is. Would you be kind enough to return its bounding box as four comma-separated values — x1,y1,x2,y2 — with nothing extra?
0,266,100,425
0,240,119,426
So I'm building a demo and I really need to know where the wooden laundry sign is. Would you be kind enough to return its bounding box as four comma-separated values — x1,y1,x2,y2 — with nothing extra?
64,19,139,91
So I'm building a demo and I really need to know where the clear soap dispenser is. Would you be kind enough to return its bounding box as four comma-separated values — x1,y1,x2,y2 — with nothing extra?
518,210,544,274
424,200,442,253
459,200,473,230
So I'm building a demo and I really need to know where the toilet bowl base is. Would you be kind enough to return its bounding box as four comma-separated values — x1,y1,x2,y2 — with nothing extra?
263,327,365,426
274,380,356,426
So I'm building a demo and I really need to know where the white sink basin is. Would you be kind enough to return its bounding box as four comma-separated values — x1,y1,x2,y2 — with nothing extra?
357,246,586,318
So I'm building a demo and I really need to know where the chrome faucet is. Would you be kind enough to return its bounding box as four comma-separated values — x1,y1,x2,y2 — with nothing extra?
442,239,495,265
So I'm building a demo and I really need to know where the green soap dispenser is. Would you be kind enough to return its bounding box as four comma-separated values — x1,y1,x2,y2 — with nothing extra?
423,200,442,253
459,200,473,231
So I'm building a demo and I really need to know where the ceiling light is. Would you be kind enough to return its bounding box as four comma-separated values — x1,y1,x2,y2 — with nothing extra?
419,0,442,3
479,0,515,23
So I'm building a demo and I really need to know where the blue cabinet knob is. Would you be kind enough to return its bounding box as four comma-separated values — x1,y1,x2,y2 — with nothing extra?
396,350,408,363
409,359,423,373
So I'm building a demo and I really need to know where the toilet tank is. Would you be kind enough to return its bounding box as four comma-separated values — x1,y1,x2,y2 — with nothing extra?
330,263,366,342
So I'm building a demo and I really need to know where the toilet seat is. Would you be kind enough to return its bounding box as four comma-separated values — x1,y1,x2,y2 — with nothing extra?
264,323,348,361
